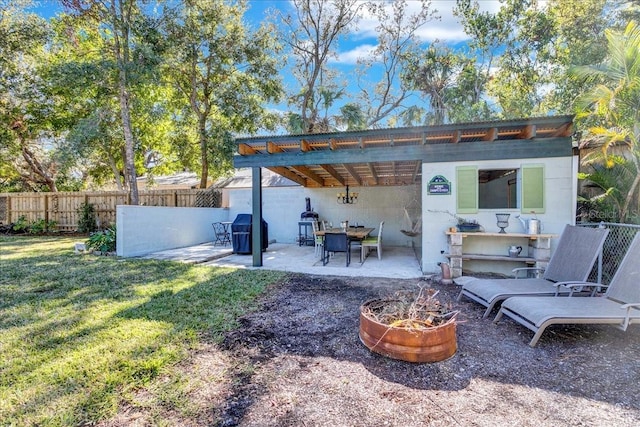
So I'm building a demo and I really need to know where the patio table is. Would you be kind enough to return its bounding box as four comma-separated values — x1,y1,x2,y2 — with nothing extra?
315,227,374,240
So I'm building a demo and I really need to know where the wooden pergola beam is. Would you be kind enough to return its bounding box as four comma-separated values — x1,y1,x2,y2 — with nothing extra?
519,124,536,139
320,164,345,185
343,164,362,185
292,165,325,186
367,162,378,186
267,167,307,186
483,128,497,141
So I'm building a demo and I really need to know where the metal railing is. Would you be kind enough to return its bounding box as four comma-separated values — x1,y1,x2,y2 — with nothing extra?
579,222,640,285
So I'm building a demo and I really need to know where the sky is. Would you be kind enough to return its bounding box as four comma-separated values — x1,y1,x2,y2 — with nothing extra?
30,0,503,126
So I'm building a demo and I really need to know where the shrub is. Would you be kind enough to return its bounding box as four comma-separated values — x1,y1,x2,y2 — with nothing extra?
86,225,117,253
12,216,29,233
28,219,57,234
77,203,98,233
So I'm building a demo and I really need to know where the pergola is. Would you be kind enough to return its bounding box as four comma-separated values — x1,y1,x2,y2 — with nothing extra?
233,115,575,265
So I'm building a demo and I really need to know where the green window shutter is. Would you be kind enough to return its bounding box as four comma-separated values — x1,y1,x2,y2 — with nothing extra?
456,166,478,214
521,164,545,213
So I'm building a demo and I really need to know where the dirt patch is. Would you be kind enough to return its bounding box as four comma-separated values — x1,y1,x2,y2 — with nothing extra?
215,274,640,427
106,274,640,426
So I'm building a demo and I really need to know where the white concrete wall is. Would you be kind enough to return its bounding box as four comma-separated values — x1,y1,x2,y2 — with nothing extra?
228,184,420,246
116,205,230,257
421,156,577,275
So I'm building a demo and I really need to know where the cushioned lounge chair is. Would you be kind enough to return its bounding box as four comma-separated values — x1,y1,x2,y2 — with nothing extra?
457,225,610,318
494,232,640,346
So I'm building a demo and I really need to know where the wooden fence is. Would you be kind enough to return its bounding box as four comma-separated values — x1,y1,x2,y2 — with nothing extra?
0,189,222,232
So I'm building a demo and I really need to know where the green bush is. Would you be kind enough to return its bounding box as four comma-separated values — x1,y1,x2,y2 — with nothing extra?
86,225,117,253
12,216,29,233
77,202,98,233
11,217,57,234
28,219,57,234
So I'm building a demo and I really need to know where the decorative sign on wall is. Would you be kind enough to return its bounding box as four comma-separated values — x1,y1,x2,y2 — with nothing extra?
427,175,451,195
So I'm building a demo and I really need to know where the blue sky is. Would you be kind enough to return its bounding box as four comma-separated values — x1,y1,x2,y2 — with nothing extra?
31,0,502,125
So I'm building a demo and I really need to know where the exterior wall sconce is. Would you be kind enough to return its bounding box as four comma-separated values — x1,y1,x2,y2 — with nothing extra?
337,185,358,204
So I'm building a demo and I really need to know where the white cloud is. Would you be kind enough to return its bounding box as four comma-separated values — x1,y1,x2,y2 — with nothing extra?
332,43,378,64
351,0,503,43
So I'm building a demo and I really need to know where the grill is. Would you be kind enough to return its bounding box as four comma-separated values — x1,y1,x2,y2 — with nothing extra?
300,197,319,220
231,214,268,254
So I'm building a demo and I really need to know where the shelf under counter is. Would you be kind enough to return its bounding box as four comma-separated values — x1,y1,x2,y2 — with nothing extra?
445,231,557,239
443,253,536,263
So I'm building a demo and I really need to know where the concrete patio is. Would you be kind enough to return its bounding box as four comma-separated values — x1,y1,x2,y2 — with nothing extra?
141,242,424,279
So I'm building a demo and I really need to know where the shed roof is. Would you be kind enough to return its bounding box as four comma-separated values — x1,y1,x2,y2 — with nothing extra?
233,115,575,188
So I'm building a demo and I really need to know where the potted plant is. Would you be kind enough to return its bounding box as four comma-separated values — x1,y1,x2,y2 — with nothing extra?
428,209,481,232
359,287,459,363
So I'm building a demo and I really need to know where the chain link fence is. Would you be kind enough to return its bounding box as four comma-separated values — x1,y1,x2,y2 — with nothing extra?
579,222,640,285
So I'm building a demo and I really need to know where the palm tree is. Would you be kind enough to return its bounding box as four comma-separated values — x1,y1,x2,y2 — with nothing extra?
574,21,640,223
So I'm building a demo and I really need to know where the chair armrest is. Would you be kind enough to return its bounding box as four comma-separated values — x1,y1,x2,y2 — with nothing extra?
621,302,640,309
553,281,608,296
512,267,544,279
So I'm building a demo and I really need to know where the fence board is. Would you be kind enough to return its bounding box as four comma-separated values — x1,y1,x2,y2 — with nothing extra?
0,189,222,231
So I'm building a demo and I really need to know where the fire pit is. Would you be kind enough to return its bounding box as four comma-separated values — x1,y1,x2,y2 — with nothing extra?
359,288,458,363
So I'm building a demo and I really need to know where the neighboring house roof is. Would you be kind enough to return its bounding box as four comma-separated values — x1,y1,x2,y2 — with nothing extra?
137,172,203,190
213,168,300,188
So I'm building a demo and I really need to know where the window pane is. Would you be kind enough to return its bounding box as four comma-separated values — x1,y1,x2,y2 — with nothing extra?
478,169,517,209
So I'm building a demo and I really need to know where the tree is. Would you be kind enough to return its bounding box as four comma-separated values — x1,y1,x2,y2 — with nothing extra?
357,0,436,128
0,0,59,191
574,21,640,223
163,0,283,188
403,44,466,125
60,0,163,204
275,0,362,133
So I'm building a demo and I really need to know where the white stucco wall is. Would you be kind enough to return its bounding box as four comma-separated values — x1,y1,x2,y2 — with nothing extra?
227,184,420,247
116,205,230,257
421,156,578,275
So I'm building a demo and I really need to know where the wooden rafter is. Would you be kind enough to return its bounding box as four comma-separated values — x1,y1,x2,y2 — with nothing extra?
483,128,497,141
411,161,421,183
320,164,345,185
367,162,378,185
267,167,307,186
343,164,362,185
519,124,536,139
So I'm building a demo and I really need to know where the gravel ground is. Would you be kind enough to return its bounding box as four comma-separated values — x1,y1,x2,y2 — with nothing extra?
103,273,640,426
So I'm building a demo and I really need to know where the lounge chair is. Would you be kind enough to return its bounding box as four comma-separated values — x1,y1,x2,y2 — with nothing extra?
494,232,640,346
457,225,610,318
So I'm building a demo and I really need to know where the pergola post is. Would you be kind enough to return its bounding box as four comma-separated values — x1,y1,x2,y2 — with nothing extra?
252,167,263,267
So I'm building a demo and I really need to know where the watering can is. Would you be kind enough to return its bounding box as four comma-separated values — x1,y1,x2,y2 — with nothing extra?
515,215,541,234
508,245,522,257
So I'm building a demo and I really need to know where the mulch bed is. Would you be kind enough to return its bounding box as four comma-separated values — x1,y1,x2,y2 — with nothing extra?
211,274,640,427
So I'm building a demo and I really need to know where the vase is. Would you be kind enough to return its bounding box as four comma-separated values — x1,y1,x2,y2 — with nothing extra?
359,299,457,363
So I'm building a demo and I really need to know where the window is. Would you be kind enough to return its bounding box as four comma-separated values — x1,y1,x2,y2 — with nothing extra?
478,169,517,209
456,165,545,213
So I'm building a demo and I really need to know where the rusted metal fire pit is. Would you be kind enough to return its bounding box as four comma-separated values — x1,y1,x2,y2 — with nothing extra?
359,297,458,363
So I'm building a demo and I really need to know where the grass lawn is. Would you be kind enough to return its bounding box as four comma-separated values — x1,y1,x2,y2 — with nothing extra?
0,236,285,426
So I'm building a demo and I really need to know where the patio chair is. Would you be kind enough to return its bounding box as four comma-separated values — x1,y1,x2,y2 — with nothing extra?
212,222,231,246
457,225,610,319
494,232,640,346
323,232,351,267
361,221,384,262
312,220,323,257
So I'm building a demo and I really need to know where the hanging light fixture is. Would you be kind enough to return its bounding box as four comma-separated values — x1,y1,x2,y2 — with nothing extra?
337,185,358,204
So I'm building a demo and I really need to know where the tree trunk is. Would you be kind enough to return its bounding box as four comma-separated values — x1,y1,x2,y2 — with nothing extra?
198,116,209,189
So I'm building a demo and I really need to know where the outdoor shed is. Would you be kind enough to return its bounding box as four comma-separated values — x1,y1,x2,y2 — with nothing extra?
233,115,577,276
